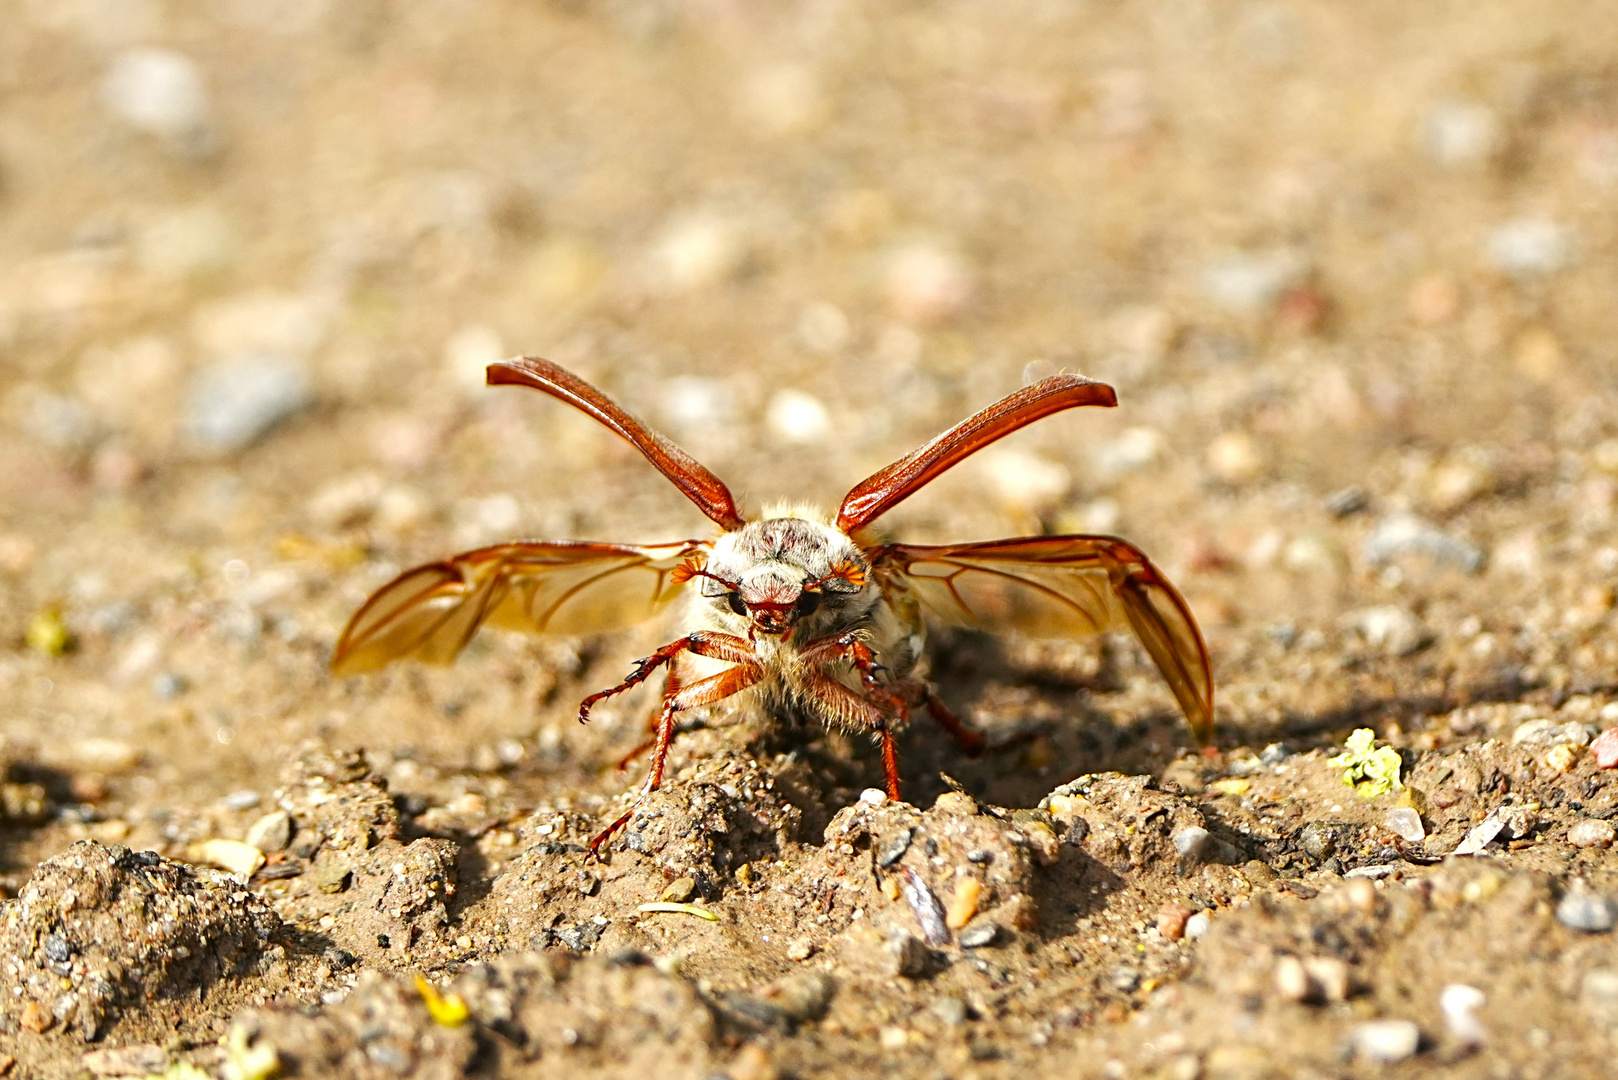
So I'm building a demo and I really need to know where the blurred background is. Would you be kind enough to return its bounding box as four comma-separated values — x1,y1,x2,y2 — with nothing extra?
1,0,1617,803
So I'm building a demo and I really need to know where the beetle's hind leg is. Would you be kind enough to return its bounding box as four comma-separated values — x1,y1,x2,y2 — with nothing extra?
916,684,986,757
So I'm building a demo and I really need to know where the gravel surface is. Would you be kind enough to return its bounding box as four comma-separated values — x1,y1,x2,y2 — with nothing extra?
3,2,1618,1077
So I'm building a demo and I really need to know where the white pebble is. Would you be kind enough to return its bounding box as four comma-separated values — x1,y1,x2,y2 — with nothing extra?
1345,605,1427,657
186,356,311,452
1439,984,1486,1045
739,63,828,136
1510,718,1591,747
1452,814,1506,856
1183,911,1211,939
1556,889,1617,933
194,838,265,878
766,389,830,444
1425,102,1500,165
102,48,210,138
1092,427,1164,481
1363,512,1484,573
858,788,888,807
1351,1019,1421,1064
1487,218,1570,278
659,376,734,436
1383,808,1425,842
1568,819,1616,848
797,302,851,353
1206,431,1265,484
651,212,746,292
1201,249,1303,313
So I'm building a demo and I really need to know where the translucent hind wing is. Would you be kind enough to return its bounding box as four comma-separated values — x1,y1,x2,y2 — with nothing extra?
332,540,704,675
868,535,1213,742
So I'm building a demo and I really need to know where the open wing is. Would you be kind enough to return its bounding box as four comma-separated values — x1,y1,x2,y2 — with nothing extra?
332,540,704,676
837,375,1116,534
868,535,1213,743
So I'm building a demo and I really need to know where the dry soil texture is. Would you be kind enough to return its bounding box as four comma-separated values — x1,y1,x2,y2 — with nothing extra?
3,2,1618,1078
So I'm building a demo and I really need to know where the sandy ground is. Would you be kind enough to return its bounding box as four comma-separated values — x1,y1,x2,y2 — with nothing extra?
3,1,1618,1077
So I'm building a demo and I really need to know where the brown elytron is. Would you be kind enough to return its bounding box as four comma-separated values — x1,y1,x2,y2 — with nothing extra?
334,357,1214,856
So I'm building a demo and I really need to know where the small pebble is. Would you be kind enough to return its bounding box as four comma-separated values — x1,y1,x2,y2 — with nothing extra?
884,241,975,325
101,48,210,139
83,1044,168,1076
875,828,913,869
765,389,831,445
222,789,261,810
1452,814,1506,856
945,878,982,930
1300,822,1337,861
1556,889,1616,933
1591,727,1618,769
1201,249,1302,313
929,997,968,1026
1425,101,1500,165
245,810,292,853
1325,485,1370,517
857,788,888,807
20,1001,52,1032
1511,718,1591,747
1351,1019,1422,1064
1156,902,1194,941
660,877,697,903
1384,808,1425,843
1346,605,1427,657
1581,969,1618,1023
186,357,311,452
1363,512,1484,574
1173,826,1213,861
1568,819,1616,848
1206,431,1266,484
1344,864,1398,880
194,838,265,878
1184,912,1211,939
1439,984,1486,1045
315,864,352,894
957,919,1001,949
785,937,815,962
1259,742,1292,765
1487,217,1570,278
1274,955,1312,1002
885,931,933,979
900,867,950,946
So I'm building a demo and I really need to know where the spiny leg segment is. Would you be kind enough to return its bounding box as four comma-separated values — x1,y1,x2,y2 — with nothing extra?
580,633,760,858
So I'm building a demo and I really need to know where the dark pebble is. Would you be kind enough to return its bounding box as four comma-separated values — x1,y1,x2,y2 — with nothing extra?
877,827,914,869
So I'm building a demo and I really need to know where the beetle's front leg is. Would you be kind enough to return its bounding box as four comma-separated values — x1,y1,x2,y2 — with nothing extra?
577,631,755,724
587,660,762,859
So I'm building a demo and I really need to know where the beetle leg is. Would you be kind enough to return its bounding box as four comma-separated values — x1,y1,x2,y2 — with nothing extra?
919,686,986,757
800,632,987,780
577,631,753,724
588,661,761,858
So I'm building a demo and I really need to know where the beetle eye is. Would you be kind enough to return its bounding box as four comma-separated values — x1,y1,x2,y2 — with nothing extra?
794,591,821,617
725,592,748,616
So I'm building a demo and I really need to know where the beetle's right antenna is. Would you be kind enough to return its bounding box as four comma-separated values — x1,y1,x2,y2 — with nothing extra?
489,357,747,531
